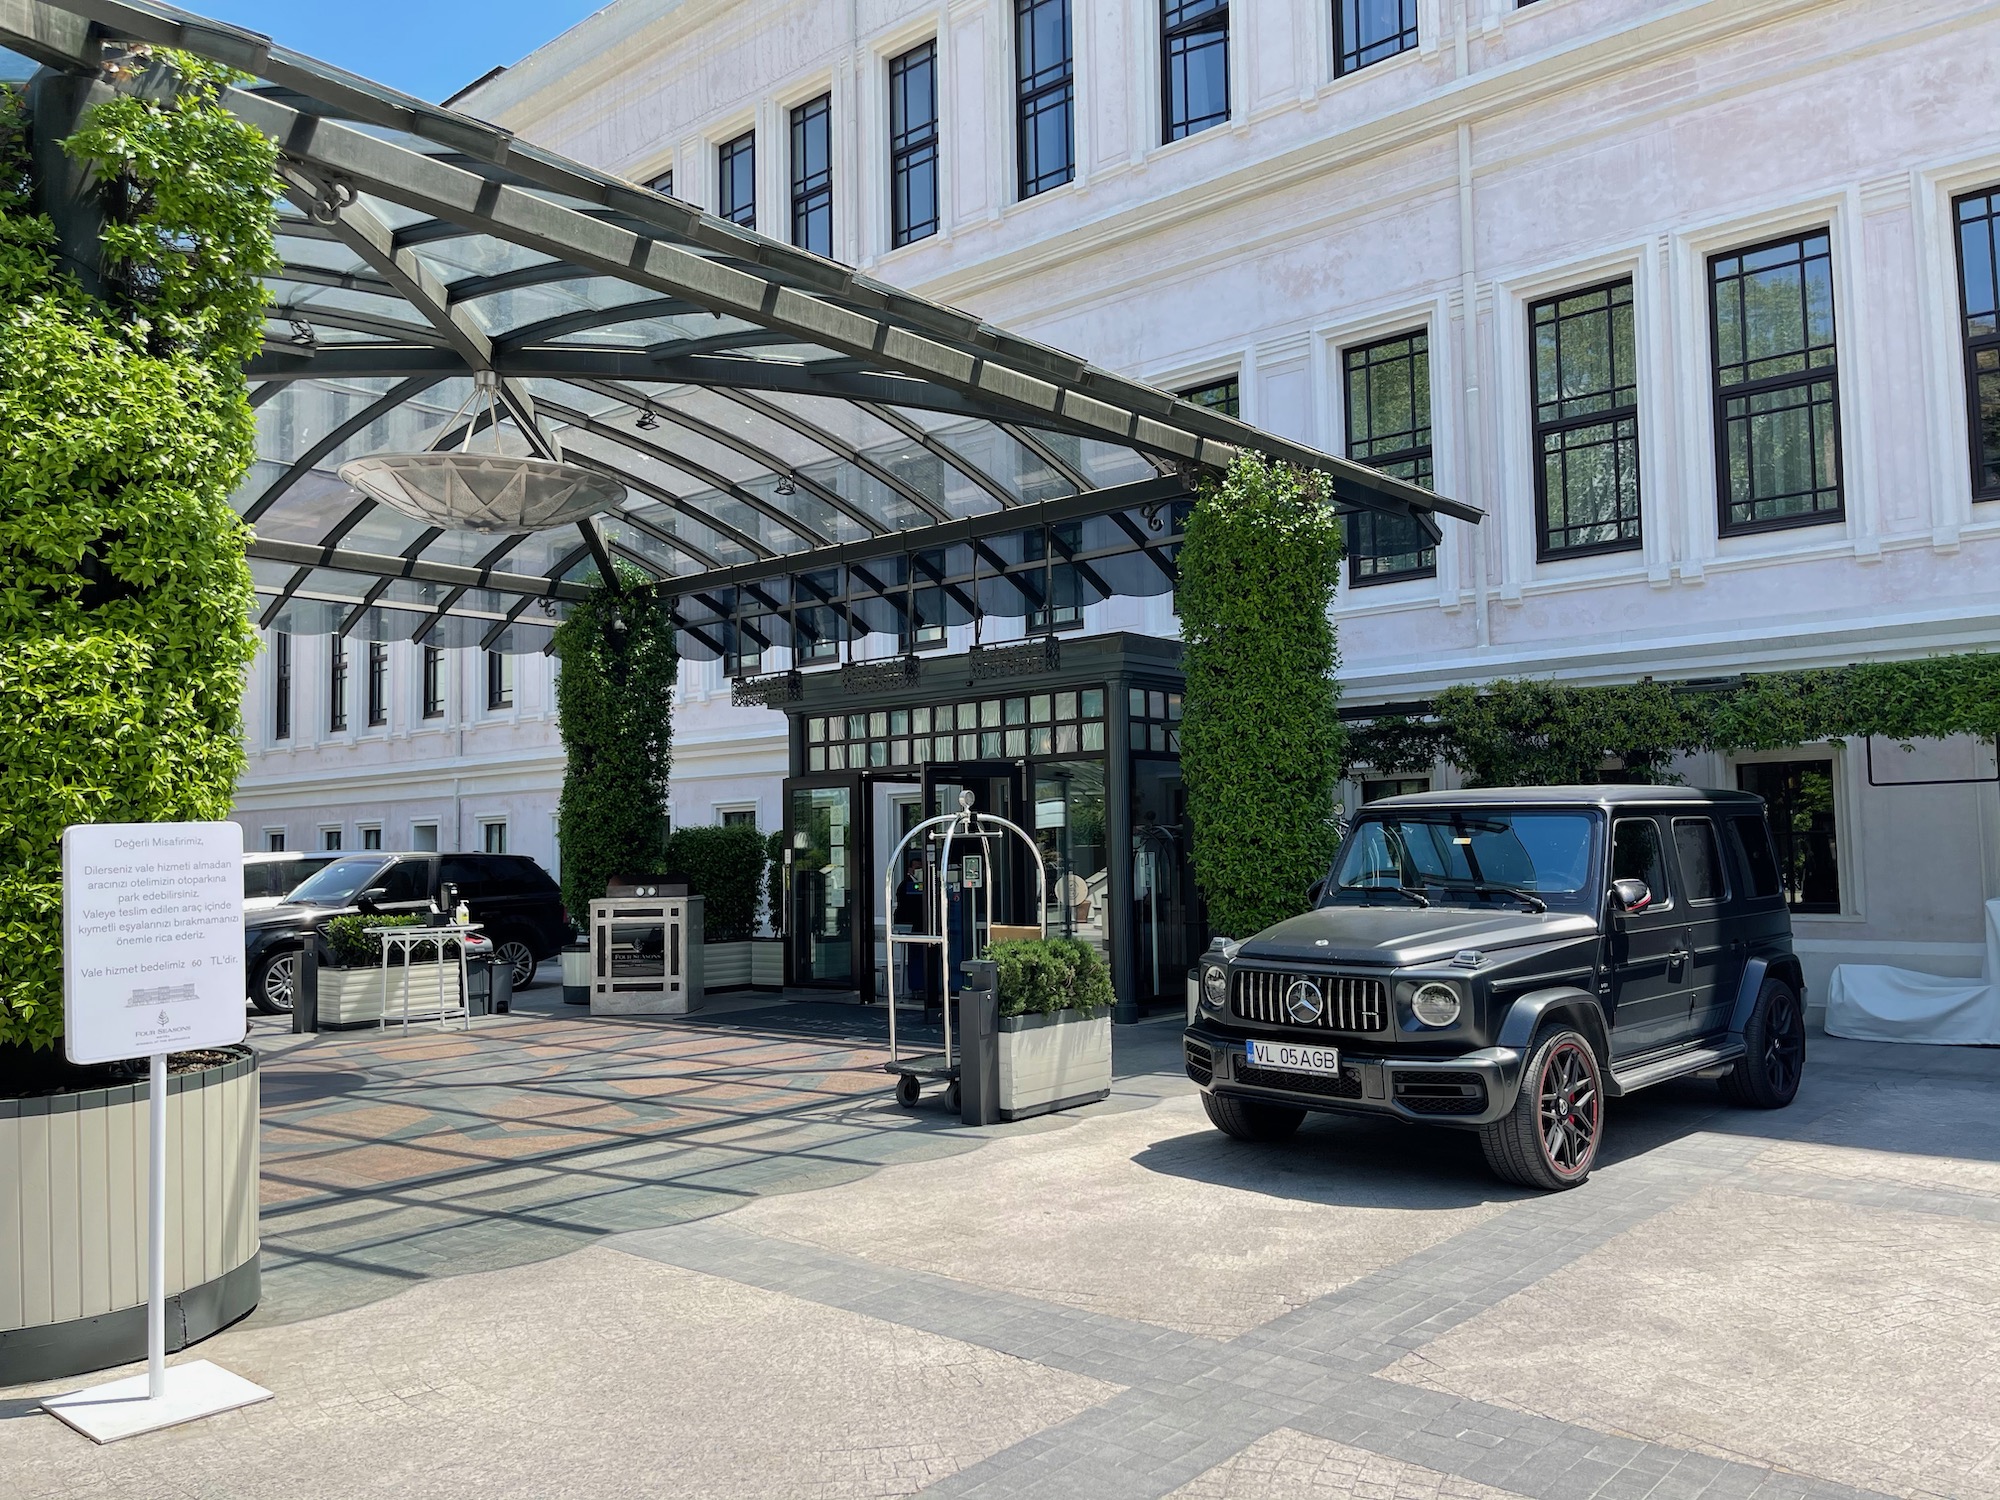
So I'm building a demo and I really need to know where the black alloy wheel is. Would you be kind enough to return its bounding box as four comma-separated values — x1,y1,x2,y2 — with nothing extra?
1722,976,1806,1109
252,948,298,1015
496,939,537,991
1481,1027,1602,1190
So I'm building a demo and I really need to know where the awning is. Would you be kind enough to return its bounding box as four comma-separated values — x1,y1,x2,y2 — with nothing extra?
2,0,1481,658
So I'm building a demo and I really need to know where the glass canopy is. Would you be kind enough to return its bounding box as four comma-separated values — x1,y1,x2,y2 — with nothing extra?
2,0,1480,658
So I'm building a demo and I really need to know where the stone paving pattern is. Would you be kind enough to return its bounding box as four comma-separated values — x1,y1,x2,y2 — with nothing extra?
3,981,1997,1500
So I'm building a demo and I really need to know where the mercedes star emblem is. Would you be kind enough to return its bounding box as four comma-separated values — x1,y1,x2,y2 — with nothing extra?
1285,979,1324,1024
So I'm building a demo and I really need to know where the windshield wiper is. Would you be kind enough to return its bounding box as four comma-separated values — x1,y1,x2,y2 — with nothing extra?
1426,881,1548,913
1345,884,1430,908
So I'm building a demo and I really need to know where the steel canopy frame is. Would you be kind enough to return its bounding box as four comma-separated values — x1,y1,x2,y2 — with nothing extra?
2,0,1482,656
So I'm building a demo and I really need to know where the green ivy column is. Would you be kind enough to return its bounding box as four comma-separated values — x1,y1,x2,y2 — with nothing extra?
0,60,276,1061
551,568,678,920
1178,454,1346,940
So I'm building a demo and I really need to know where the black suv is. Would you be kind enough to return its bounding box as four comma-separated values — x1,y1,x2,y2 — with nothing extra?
1184,787,1805,1190
245,852,570,1013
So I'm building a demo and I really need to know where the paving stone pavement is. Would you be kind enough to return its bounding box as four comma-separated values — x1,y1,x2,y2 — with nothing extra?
4,996,1997,1500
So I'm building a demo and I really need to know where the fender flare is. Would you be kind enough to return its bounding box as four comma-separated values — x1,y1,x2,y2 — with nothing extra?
1727,953,1804,1035
1495,986,1611,1067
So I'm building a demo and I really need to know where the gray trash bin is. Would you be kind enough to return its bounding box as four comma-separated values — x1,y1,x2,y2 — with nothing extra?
957,958,1000,1126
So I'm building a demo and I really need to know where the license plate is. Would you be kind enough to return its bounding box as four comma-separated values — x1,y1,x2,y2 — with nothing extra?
1245,1039,1341,1076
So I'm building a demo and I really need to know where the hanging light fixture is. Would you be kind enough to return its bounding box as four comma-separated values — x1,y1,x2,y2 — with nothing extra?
339,373,625,535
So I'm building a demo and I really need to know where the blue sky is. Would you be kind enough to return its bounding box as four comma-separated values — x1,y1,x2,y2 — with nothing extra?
193,1,612,103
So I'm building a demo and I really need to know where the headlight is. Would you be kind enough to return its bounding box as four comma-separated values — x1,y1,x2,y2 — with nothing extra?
1200,963,1229,1012
1410,981,1461,1027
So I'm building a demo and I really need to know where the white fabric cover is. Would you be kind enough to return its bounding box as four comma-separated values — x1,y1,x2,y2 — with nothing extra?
1826,899,2000,1045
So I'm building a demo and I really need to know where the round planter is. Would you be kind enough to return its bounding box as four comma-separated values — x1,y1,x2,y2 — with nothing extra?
0,1047,260,1384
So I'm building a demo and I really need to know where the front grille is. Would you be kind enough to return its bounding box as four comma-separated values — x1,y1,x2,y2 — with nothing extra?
1184,1040,1214,1087
1236,1061,1364,1099
1230,969,1388,1033
1394,1069,1487,1116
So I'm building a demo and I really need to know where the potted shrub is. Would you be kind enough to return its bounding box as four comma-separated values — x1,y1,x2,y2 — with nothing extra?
988,938,1115,1120
666,825,778,992
312,915,461,1028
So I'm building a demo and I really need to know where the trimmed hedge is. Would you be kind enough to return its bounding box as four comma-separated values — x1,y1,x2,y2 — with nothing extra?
989,938,1113,1019
1177,454,1346,939
1346,653,2000,787
665,824,769,943
0,60,276,1052
322,914,434,969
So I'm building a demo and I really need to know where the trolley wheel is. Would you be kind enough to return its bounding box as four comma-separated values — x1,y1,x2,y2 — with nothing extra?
943,1081,961,1116
896,1073,922,1108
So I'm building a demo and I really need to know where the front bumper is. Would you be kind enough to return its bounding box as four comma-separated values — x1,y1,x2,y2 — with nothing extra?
1183,1020,1527,1127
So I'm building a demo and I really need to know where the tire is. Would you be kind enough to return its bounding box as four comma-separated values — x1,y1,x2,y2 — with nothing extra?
943,1080,961,1116
1201,1090,1306,1143
1480,1028,1603,1191
896,1073,922,1108
1721,976,1806,1109
496,939,537,991
251,948,299,1015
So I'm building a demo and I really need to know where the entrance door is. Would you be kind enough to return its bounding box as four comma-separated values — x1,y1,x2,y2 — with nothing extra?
786,779,860,988
1131,759,1196,1007
920,762,1028,982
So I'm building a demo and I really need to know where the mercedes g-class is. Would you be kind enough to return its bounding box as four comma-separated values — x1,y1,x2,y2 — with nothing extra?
1183,787,1806,1190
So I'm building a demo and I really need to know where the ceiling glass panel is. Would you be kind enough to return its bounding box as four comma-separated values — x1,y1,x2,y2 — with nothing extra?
275,234,374,275
414,237,562,283
458,275,658,337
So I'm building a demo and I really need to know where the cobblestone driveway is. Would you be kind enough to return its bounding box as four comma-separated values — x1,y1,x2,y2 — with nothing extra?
4,989,1996,1500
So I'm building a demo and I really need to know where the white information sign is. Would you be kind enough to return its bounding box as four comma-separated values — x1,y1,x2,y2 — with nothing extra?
62,821,247,1066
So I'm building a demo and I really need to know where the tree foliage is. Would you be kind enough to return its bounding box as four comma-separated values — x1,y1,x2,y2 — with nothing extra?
552,565,677,919
1346,654,2000,787
0,58,276,1052
1178,454,1346,938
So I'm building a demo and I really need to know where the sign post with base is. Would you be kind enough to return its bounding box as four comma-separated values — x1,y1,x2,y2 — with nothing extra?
41,821,273,1443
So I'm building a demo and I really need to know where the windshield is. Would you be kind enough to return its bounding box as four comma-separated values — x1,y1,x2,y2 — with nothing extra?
283,857,392,907
1329,810,1598,909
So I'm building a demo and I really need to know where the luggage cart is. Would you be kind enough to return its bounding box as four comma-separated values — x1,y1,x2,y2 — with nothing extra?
884,789,1047,1109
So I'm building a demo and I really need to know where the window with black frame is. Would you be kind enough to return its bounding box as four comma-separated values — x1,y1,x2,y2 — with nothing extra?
1736,759,1840,913
1027,522,1084,633
1530,278,1642,558
1342,331,1437,585
790,94,832,257
422,644,444,719
485,649,512,710
723,620,764,679
1178,376,1239,417
1162,0,1228,143
327,635,348,732
793,570,842,663
1709,230,1842,533
649,169,674,199
1954,186,2000,501
1017,0,1074,198
366,641,388,726
1335,0,1418,76
904,556,948,651
890,42,939,247
273,631,292,740
717,130,756,229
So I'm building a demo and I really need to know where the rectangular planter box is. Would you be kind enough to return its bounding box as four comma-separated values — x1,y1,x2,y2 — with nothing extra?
318,964,459,1028
703,938,785,994
996,1009,1112,1121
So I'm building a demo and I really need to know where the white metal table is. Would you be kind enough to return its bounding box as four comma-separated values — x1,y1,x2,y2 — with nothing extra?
367,923,481,1032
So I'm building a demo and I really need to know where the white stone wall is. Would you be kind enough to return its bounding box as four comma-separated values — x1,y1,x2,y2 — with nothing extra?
237,0,2000,991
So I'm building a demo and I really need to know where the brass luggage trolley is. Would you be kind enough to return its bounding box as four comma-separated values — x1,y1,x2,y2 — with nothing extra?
883,790,1047,1109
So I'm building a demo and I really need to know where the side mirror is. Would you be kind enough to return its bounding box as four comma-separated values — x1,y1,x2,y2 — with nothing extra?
1609,878,1652,914
356,886,389,911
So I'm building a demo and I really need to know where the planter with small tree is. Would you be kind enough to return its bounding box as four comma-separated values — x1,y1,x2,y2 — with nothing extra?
989,938,1115,1120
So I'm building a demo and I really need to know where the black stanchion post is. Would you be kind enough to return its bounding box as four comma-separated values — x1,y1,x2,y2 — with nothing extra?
294,939,320,1033
958,958,1000,1126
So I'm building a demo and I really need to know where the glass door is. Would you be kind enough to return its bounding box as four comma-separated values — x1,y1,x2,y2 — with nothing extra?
920,762,1027,982
786,779,859,987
